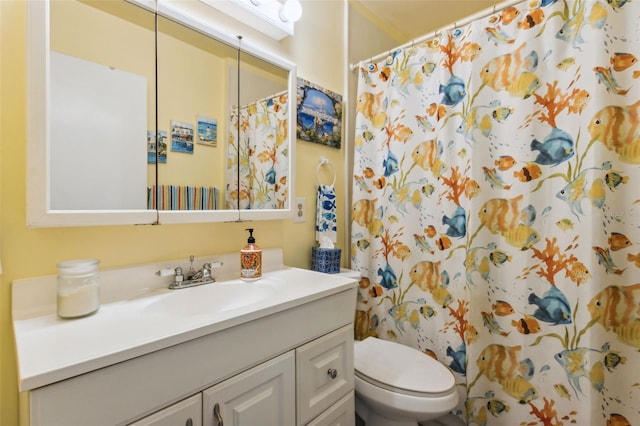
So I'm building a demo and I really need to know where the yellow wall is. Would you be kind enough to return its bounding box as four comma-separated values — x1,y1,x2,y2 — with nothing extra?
0,0,345,424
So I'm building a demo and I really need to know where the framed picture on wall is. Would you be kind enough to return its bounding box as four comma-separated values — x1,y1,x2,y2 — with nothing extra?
170,120,194,154
197,115,217,147
296,77,342,149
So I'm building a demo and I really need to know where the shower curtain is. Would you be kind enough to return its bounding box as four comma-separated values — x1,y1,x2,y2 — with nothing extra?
225,93,289,209
351,0,640,424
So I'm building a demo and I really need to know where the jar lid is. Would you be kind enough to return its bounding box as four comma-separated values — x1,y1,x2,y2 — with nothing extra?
57,258,100,274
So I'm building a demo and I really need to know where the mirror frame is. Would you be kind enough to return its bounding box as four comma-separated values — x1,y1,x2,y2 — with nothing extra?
26,0,296,227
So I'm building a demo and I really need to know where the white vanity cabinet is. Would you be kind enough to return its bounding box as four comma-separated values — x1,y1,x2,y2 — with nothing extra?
15,262,358,426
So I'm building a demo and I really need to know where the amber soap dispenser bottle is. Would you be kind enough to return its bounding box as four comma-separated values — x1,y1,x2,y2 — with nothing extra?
241,228,262,281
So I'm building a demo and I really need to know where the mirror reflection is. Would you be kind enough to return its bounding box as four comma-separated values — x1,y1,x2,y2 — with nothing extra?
226,49,290,210
156,15,238,211
34,0,295,226
49,0,155,210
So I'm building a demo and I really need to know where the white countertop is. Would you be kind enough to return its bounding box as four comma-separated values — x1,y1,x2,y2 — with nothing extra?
12,249,358,391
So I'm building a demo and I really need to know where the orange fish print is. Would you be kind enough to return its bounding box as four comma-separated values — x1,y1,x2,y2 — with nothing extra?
500,6,521,24
627,252,640,267
565,261,591,286
427,103,447,121
460,42,482,62
464,179,481,199
609,232,632,251
476,344,538,403
480,43,540,98
518,8,544,29
356,91,387,129
352,199,377,227
479,196,538,250
372,176,386,190
425,225,437,238
610,52,638,72
412,139,447,178
495,155,517,171
408,260,452,307
493,300,516,316
478,195,534,234
436,235,452,250
362,167,376,179
588,283,640,349
513,162,542,182
607,413,631,426
512,315,541,334
634,70,640,79
588,100,640,164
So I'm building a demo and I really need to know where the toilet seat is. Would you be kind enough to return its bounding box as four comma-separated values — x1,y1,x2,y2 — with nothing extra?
354,337,455,397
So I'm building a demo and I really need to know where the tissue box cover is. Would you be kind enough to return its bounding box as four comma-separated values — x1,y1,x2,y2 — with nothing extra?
311,247,341,274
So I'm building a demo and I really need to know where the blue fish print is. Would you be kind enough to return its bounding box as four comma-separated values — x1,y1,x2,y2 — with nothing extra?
540,0,558,6
377,263,398,289
322,199,336,210
528,285,572,325
264,166,276,185
439,75,467,106
447,343,467,375
383,150,399,177
531,127,574,166
442,206,467,238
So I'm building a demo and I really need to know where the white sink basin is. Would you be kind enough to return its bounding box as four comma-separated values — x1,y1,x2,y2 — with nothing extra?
143,281,274,316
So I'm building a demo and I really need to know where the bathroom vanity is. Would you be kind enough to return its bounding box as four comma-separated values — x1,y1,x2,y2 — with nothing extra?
12,249,357,425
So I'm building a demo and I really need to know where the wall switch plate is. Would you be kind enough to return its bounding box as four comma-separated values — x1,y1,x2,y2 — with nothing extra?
294,197,306,223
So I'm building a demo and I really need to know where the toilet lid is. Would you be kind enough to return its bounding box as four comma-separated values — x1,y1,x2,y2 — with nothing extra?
354,337,455,395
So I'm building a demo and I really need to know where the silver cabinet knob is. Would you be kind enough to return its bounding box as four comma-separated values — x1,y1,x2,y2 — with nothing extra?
327,368,338,379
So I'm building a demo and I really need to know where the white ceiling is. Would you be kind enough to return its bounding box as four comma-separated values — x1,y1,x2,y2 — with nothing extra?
353,0,502,43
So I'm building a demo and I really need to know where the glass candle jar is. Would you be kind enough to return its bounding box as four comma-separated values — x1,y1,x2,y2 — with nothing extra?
56,258,101,319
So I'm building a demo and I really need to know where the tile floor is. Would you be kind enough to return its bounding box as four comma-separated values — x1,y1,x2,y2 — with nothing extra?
356,413,465,426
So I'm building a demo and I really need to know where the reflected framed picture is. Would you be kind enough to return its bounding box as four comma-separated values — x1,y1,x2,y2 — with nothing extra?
296,78,342,149
197,115,217,147
170,120,194,154
147,130,167,163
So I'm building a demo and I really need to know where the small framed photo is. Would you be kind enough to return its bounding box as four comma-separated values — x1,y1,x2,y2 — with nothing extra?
170,120,194,154
147,130,167,163
197,116,217,147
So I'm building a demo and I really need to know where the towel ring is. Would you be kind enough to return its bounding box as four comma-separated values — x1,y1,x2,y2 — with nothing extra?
316,157,336,186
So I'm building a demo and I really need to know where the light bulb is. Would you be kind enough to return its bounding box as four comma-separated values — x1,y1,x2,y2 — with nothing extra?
279,0,302,22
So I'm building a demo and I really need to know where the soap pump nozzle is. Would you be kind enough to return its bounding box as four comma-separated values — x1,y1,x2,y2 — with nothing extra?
246,228,255,243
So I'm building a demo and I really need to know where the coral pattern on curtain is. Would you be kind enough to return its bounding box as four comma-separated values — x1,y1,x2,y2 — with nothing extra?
225,93,289,209
351,0,640,424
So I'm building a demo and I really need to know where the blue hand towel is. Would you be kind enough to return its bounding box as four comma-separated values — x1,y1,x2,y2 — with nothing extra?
316,185,337,242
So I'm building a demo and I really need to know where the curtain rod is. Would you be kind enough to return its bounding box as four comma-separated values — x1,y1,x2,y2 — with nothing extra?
231,89,288,110
350,0,525,71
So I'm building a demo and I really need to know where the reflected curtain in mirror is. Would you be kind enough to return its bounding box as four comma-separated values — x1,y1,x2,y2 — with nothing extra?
226,92,289,209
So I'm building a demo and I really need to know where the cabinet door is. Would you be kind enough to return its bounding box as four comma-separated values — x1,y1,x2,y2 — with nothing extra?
128,394,202,426
296,325,354,426
202,351,295,426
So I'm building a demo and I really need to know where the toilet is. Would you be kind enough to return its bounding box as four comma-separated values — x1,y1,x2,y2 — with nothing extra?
354,336,459,426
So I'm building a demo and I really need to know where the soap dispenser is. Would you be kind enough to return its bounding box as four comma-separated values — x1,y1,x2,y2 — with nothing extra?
241,228,262,281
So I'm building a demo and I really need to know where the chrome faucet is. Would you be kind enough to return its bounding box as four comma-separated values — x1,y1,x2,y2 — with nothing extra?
156,255,223,290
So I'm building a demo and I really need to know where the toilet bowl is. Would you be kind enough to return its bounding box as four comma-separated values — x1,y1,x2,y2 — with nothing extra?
354,337,459,426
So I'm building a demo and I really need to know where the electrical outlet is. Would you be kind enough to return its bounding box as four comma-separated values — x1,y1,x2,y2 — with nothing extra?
294,197,306,223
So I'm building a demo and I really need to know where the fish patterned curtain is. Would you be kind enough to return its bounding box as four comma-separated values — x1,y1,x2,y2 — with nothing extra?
351,0,640,424
225,93,289,209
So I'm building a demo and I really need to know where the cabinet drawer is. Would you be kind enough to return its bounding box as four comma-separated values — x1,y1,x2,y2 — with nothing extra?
128,394,202,426
296,325,354,426
306,392,355,426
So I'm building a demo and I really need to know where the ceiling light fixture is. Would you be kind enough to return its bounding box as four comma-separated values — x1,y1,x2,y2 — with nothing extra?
200,0,303,40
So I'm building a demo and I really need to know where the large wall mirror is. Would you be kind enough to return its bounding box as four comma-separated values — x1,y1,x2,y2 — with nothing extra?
26,0,296,227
